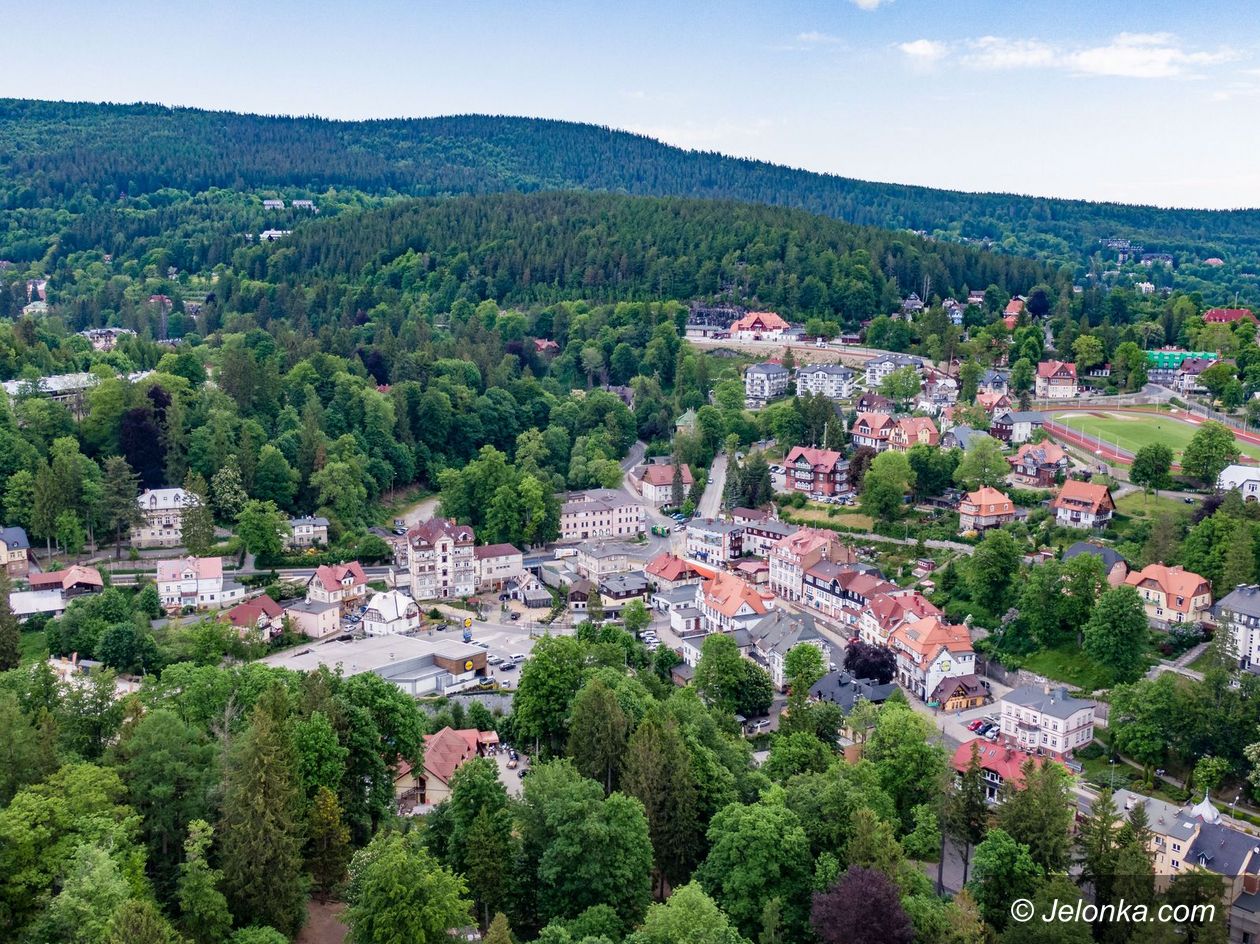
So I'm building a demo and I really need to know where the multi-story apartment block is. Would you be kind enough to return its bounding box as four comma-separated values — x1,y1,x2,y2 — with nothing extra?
474,544,524,591
768,527,853,602
559,490,646,541
865,354,924,388
745,362,790,407
888,617,974,702
407,519,476,600
740,518,798,558
1216,584,1260,672
685,518,745,566
133,488,198,549
782,446,850,497
745,609,831,691
795,365,856,400
957,487,1016,532
850,412,897,452
699,571,772,634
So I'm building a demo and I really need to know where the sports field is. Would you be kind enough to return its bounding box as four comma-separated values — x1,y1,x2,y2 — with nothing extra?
1050,410,1260,463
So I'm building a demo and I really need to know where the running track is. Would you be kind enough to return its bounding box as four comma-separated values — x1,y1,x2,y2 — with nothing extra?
1044,406,1260,467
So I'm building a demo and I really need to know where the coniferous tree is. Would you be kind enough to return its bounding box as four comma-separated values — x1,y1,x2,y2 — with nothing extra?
943,742,990,887
567,677,629,794
308,786,351,900
100,456,141,559
177,820,232,944
218,684,307,937
0,573,19,671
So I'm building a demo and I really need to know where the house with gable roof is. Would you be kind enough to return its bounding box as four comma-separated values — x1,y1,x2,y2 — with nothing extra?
307,561,369,611
406,518,475,600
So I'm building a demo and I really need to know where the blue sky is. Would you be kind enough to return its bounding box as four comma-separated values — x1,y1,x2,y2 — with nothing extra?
7,0,1260,208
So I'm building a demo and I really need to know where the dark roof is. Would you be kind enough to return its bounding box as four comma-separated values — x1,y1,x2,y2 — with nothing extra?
931,673,988,704
0,526,30,550
1186,821,1259,877
1003,684,1094,720
809,671,896,713
1062,542,1127,571
1216,584,1260,620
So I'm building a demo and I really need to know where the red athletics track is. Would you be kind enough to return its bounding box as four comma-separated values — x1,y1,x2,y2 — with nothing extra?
1042,406,1260,467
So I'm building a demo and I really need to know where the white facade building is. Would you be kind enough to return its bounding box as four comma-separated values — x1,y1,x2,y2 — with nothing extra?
407,519,476,600
999,685,1096,759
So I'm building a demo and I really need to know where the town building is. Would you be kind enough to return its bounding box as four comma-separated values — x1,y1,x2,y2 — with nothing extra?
744,362,791,407
286,515,329,548
1217,584,1260,672
559,489,646,541
133,488,198,549
1204,307,1256,324
805,566,896,625
157,556,245,611
685,519,745,566
393,727,498,809
0,526,30,577
989,410,1044,444
999,685,1096,759
474,544,524,591
407,519,476,600
889,416,939,450
1144,349,1218,385
1176,356,1216,394
731,311,791,340
263,633,486,697
957,487,1016,532
28,565,104,599
362,589,422,636
223,595,285,640
645,553,714,592
769,527,854,602
865,353,924,388
976,391,1012,414
796,365,856,400
1062,542,1130,586
857,589,941,648
638,461,693,505
1008,441,1070,487
888,617,974,702
855,392,895,414
808,671,896,714
942,426,993,452
699,571,772,634
575,540,651,579
1218,464,1260,500
745,609,831,691
79,327,136,351
599,573,651,613
740,518,799,558
782,445,850,496
1050,480,1115,529
1034,361,1078,399
931,676,989,712
282,597,342,638
1125,563,1213,625
308,561,370,611
978,369,1010,395
951,739,1044,802
850,412,897,452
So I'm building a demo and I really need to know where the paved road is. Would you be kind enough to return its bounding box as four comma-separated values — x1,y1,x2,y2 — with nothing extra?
697,453,728,519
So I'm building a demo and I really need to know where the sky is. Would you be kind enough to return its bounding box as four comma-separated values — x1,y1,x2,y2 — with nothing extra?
6,0,1260,209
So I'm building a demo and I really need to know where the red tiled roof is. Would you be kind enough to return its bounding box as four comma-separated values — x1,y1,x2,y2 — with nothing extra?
785,445,845,470
311,561,368,592
959,487,1015,518
406,518,474,549
157,556,223,582
646,553,714,583
1005,298,1025,316
1037,360,1076,379
1204,308,1255,324
474,543,521,560
1051,480,1115,515
951,738,1044,785
703,571,769,618
1011,441,1067,467
731,311,789,332
422,727,480,785
641,463,693,487
28,565,103,591
224,594,283,629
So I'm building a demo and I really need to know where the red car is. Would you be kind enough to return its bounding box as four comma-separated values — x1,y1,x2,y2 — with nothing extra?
967,719,985,732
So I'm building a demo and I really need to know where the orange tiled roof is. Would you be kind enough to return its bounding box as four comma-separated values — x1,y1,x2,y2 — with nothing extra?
1051,480,1114,515
703,571,769,618
1124,564,1211,614
646,553,714,583
641,463,693,487
890,617,972,669
959,487,1015,518
732,311,789,332
422,727,480,785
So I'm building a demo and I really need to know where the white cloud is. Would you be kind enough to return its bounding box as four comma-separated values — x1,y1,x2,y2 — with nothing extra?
897,39,948,65
916,31,1237,80
797,31,843,45
850,0,892,9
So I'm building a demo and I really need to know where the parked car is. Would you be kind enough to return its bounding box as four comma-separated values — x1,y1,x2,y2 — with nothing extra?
975,722,992,736
967,719,984,731
985,729,999,742
510,653,526,662
506,757,518,769
487,655,503,665
510,612,521,621
500,662,517,671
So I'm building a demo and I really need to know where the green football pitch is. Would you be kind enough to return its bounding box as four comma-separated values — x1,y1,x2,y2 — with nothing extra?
1049,410,1260,463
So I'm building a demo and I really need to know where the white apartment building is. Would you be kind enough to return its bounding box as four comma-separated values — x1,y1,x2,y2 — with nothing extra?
407,519,476,600
864,354,923,388
795,365,856,400
474,544,524,591
133,487,198,548
999,685,1096,759
559,490,646,542
744,362,790,407
156,556,245,611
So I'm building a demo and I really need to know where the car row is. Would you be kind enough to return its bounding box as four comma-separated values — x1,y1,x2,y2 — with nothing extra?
967,717,1001,741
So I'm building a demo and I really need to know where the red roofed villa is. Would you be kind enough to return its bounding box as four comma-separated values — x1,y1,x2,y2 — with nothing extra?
958,487,1016,533
646,552,715,591
1125,563,1213,625
393,726,500,809
951,738,1046,802
639,462,694,505
1051,480,1115,530
1204,307,1256,325
306,561,369,611
783,445,849,496
731,311,790,340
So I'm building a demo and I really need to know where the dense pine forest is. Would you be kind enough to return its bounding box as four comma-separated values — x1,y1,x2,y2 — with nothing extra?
2,98,1258,301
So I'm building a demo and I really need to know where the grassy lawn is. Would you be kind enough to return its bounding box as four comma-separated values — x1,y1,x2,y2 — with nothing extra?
1113,491,1196,519
1021,645,1116,692
19,630,47,666
1050,410,1260,463
791,505,875,530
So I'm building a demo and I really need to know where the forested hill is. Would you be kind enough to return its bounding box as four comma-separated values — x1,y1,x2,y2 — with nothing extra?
253,192,1048,317
3,98,1259,300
